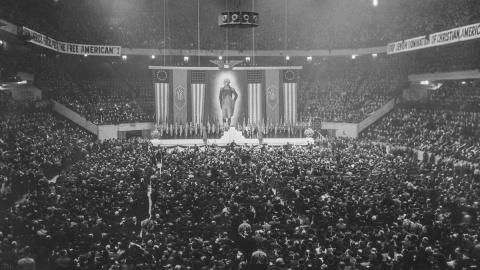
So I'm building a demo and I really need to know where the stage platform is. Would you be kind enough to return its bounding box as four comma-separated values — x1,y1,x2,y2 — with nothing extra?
151,127,313,147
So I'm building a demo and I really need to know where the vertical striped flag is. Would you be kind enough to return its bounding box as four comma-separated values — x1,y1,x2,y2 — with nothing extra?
265,70,280,125
154,70,170,124
191,71,205,125
172,70,188,124
283,69,297,124
248,70,262,125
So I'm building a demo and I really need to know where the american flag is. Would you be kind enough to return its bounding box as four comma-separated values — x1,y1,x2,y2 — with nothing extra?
191,71,205,125
283,69,297,124
154,70,170,124
248,70,262,125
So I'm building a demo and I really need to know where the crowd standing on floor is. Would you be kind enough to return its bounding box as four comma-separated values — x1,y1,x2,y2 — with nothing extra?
1,1,480,267
1,103,480,269
299,56,409,123
361,81,480,164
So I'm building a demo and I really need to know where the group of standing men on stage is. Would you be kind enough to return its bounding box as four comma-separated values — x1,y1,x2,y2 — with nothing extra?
152,122,224,140
152,121,310,140
240,121,309,139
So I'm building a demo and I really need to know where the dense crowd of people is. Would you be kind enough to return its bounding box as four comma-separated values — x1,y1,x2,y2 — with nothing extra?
28,57,154,125
3,79,480,270
408,40,480,75
75,79,153,125
0,104,96,206
1,62,480,270
361,81,480,163
1,110,480,269
0,92,39,115
112,59,156,117
299,55,409,123
34,58,91,116
2,0,480,51
3,2,480,269
419,81,480,112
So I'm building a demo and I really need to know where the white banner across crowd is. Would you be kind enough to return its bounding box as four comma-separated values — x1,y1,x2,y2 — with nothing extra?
22,27,121,56
58,42,121,56
387,22,480,54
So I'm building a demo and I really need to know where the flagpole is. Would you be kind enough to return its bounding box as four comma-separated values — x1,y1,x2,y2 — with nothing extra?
197,0,200,66
163,0,166,66
147,183,152,218
252,0,255,66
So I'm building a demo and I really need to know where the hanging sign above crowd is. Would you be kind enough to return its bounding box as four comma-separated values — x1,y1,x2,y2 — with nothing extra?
21,27,121,56
387,22,480,54
21,27,59,51
58,42,121,56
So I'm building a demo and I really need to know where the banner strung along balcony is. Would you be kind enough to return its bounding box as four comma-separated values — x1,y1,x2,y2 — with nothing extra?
21,27,121,56
387,22,480,54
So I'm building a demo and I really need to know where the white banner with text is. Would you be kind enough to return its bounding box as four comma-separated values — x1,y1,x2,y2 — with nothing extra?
22,27,121,56
58,42,121,56
387,22,480,54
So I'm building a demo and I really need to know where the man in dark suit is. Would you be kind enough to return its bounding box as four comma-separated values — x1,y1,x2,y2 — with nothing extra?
125,216,141,236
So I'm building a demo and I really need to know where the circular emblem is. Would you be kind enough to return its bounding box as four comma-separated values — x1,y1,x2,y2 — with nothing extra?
285,70,295,81
304,128,314,138
156,70,167,81
232,14,239,21
222,15,228,22
151,129,160,139
243,14,249,21
253,15,258,22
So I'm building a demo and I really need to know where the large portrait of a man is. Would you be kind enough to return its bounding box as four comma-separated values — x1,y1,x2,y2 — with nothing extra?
219,78,238,126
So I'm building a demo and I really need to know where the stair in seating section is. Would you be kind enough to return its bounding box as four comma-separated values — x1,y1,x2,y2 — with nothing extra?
358,98,396,133
52,100,98,136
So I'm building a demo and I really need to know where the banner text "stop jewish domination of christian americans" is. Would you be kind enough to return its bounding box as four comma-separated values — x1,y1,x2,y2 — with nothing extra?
387,22,480,54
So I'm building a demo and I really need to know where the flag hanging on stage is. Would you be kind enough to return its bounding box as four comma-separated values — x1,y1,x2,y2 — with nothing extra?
265,70,280,125
191,71,205,125
172,70,188,124
248,70,262,125
154,70,170,124
282,69,297,124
